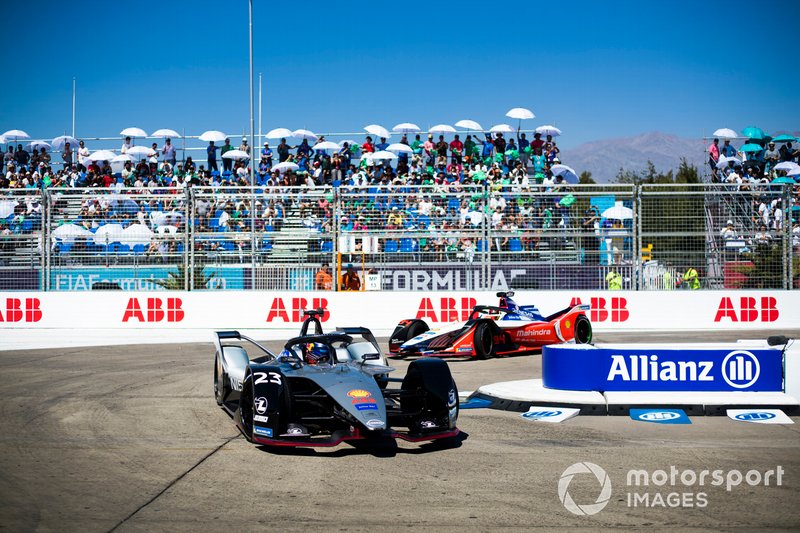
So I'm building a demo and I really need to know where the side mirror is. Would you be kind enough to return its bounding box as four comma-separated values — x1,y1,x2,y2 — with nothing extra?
362,353,380,361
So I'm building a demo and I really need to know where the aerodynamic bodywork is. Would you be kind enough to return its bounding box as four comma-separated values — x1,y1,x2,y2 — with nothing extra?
213,310,460,447
389,291,592,359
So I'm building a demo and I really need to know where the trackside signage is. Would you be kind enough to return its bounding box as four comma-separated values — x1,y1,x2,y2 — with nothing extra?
542,345,783,392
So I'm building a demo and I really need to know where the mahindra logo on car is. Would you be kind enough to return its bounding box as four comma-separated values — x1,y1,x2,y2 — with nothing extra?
0,298,42,323
266,298,329,323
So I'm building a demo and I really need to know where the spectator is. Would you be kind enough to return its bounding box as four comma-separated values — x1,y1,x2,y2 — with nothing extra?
721,139,736,158
764,141,780,169
375,137,389,151
606,270,622,290
315,264,333,290
720,219,737,240
239,137,250,159
207,141,218,172
518,132,530,168
15,145,30,171
161,138,177,167
77,140,90,170
450,134,463,166
277,138,291,162
261,142,273,167
708,138,720,178
121,136,132,154
530,132,545,152
340,263,361,291
221,138,234,172
361,136,375,153
435,135,448,166
61,142,73,169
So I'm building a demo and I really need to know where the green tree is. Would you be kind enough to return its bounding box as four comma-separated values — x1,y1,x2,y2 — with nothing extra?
153,264,215,290
578,171,596,184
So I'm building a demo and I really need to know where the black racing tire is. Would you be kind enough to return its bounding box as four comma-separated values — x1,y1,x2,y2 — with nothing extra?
574,315,592,344
406,320,429,340
213,355,226,406
473,322,494,359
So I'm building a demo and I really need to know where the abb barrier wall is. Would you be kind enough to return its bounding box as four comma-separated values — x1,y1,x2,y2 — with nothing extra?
1,291,798,335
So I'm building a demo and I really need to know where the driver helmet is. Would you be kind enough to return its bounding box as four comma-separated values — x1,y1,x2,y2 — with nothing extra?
304,343,331,366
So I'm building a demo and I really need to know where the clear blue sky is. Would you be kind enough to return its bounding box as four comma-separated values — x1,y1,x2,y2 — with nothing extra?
1,0,798,150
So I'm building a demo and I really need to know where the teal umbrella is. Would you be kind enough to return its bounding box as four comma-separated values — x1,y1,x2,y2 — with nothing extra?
740,143,763,153
771,176,796,185
772,134,797,143
741,126,767,140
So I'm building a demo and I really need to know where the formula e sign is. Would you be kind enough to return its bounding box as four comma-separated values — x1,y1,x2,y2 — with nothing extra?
542,345,783,392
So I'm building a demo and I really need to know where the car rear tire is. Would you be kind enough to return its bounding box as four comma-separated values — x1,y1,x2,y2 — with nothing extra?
473,322,494,359
406,320,429,340
214,355,226,406
574,315,592,344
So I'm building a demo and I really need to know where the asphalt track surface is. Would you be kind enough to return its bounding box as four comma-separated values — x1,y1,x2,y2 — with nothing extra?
1,331,799,532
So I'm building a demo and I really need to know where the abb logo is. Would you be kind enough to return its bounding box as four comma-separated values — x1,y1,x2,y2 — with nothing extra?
0,298,42,322
122,298,184,322
569,297,629,322
714,296,778,322
416,297,477,322
266,298,329,322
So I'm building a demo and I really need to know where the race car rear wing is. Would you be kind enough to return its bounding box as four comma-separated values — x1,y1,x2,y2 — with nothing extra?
336,326,381,354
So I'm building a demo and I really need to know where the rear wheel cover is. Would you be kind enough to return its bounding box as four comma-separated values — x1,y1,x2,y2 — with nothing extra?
574,315,592,344
474,323,494,359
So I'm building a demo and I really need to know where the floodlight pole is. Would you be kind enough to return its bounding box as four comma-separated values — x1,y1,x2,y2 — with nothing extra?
72,77,76,138
249,0,257,289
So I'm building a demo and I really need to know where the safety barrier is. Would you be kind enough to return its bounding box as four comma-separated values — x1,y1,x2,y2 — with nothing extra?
1,290,798,337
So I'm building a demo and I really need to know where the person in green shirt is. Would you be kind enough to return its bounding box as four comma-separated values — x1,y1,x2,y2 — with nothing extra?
683,267,700,290
606,270,622,290
220,138,233,173
464,135,476,164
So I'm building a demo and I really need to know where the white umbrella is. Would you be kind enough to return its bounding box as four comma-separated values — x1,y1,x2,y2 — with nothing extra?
272,162,299,173
89,150,117,161
151,128,180,138
386,143,413,154
392,123,420,134
0,135,5,144
94,223,125,243
364,124,391,139
51,135,78,150
52,223,92,242
429,124,456,134
506,107,535,120
313,141,341,151
489,124,514,134
713,128,739,139
26,140,51,152
0,200,17,218
127,146,156,158
550,164,578,183
535,125,562,137
455,119,483,131
222,149,250,160
774,161,800,172
2,129,30,140
716,156,742,169
265,127,293,139
111,154,133,163
292,129,318,142
120,127,147,138
199,130,227,142
121,223,154,246
372,150,398,160
788,167,800,176
602,201,633,220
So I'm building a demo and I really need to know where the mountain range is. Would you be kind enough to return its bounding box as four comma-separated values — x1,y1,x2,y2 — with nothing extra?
559,132,707,183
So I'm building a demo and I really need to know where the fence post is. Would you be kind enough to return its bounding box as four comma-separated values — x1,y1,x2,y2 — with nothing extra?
42,189,50,291
185,188,191,291
785,184,793,290
634,184,641,290
483,182,490,290
333,186,340,292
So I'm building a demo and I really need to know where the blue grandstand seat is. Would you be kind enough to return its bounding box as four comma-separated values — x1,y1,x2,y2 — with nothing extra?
476,239,488,252
509,238,523,252
320,241,333,252
399,238,418,253
132,244,147,254
383,240,399,253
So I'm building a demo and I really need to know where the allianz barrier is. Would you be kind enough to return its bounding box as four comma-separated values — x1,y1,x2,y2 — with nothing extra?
543,345,784,392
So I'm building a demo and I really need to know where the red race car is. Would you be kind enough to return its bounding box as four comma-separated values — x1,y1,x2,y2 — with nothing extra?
389,291,592,359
